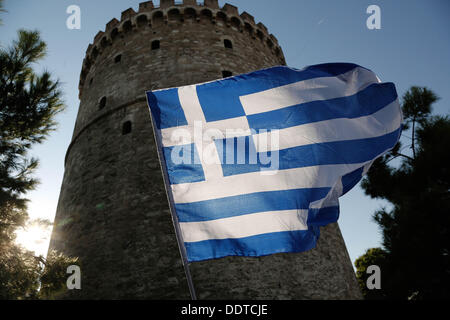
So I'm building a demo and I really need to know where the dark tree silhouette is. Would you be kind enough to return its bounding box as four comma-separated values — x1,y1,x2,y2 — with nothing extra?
356,86,450,299
0,28,76,299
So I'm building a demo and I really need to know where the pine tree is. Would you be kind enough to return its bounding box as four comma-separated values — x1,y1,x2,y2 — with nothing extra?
356,87,450,299
0,27,76,299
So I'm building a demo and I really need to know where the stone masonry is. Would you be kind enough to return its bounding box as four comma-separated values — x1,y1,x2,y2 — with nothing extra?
48,0,362,299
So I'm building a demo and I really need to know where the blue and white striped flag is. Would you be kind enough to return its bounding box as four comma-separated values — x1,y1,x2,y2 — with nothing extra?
146,63,402,262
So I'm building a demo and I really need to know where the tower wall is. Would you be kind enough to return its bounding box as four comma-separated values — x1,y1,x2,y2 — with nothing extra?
49,0,362,299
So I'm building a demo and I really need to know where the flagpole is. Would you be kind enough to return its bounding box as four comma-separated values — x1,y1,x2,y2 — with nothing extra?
145,95,197,300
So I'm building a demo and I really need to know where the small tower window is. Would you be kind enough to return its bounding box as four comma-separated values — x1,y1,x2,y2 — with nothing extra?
224,39,233,49
114,54,122,63
222,70,232,78
89,78,93,86
151,40,160,50
98,96,107,110
122,121,132,135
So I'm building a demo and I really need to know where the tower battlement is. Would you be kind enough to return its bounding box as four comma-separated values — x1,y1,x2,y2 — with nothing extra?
79,0,284,98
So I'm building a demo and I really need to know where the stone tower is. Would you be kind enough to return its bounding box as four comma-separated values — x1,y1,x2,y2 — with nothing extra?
49,0,362,299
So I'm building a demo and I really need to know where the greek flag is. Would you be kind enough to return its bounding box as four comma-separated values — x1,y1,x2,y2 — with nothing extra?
146,63,402,262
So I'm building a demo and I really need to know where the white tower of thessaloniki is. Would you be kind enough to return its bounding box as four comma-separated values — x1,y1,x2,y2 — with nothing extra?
48,0,362,299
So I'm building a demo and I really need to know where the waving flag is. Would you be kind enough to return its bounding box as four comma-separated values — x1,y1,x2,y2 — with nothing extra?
146,63,402,262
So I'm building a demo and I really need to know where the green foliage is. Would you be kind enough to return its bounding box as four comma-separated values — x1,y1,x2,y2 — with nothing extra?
357,87,450,299
355,248,389,300
402,86,439,124
0,29,75,299
0,245,41,299
0,247,78,299
39,251,79,299
1,29,63,241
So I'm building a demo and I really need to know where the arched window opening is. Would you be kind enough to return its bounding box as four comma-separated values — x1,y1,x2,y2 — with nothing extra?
151,40,160,50
244,23,254,36
123,20,132,33
256,29,264,40
98,96,107,110
89,78,93,86
100,37,108,48
122,121,132,135
230,17,241,29
114,54,122,63
137,15,148,28
224,39,233,49
216,11,227,25
111,28,119,41
222,70,232,78
200,9,213,23
184,8,196,21
168,9,181,22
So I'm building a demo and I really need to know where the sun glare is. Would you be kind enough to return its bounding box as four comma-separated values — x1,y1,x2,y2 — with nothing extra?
15,225,51,257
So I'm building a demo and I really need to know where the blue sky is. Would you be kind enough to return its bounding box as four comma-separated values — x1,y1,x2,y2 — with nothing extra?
1,0,449,265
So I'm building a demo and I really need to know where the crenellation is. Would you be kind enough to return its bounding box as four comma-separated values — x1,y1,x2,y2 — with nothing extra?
139,1,154,12
240,12,255,24
183,0,197,5
86,43,93,55
257,22,268,33
106,18,119,32
94,31,105,44
121,8,136,21
204,0,219,9
78,2,284,99
160,0,175,9
222,3,239,16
